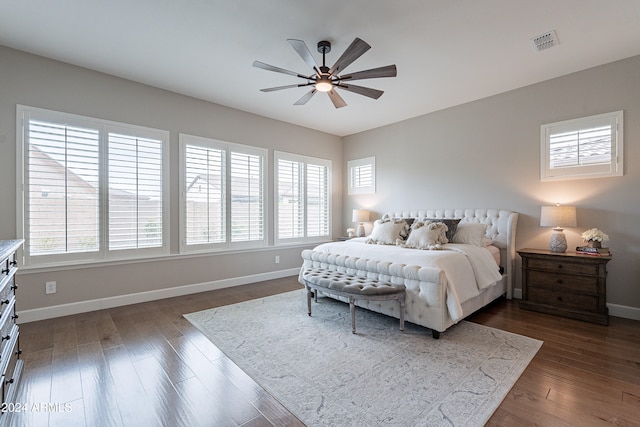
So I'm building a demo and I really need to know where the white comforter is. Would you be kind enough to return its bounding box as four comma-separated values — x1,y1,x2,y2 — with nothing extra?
310,238,502,321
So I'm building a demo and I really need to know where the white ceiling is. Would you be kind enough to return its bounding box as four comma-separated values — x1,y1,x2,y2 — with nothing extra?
1,0,639,136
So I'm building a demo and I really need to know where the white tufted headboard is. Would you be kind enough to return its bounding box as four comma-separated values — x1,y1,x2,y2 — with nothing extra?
382,209,519,298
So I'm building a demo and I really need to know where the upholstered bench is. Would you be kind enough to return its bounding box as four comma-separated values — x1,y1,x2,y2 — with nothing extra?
301,268,406,334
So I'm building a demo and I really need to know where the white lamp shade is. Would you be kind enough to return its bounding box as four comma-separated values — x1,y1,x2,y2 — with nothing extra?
352,209,369,223
540,205,577,228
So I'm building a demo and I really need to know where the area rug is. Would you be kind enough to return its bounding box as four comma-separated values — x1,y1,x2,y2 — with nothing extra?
184,290,542,426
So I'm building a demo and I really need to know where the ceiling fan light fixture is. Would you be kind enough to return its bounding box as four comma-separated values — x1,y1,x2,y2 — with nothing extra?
315,78,333,92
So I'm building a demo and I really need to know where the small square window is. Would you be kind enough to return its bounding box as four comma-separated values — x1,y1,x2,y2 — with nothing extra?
348,157,375,194
540,111,623,181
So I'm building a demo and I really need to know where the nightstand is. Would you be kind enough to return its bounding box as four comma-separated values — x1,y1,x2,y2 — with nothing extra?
517,248,611,325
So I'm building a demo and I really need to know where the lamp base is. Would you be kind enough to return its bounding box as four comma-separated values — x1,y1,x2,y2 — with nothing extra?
356,223,365,237
549,229,568,253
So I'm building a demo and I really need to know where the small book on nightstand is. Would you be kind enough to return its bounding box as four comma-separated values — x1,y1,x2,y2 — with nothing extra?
576,246,611,256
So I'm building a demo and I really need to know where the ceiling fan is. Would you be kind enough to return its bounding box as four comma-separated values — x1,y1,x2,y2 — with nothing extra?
253,38,397,108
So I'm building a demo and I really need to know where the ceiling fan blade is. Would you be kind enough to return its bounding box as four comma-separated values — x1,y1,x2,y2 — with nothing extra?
252,61,310,79
336,83,384,99
294,89,317,105
327,89,347,108
339,65,397,82
328,37,371,75
287,39,320,75
260,83,312,92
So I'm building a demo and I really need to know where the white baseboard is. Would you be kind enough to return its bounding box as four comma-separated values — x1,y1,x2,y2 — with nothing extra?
17,268,301,324
512,288,639,321
607,303,640,321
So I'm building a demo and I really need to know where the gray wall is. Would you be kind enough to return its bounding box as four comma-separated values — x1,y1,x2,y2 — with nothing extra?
343,55,640,316
0,46,342,313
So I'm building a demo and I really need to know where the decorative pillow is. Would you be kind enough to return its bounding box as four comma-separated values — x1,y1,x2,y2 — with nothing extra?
366,218,409,245
424,218,461,241
452,223,488,246
402,221,448,250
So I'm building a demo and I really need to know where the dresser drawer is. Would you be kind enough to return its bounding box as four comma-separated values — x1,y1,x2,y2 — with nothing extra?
528,287,598,312
0,328,21,404
527,270,598,294
0,299,16,359
527,258,598,276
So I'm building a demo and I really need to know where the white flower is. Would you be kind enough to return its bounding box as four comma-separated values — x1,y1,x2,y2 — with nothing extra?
346,228,355,234
581,228,609,242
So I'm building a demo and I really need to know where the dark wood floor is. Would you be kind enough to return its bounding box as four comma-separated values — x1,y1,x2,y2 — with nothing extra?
5,276,640,426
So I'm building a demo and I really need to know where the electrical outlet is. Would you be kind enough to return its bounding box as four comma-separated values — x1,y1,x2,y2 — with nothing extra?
45,281,56,294
275,256,280,264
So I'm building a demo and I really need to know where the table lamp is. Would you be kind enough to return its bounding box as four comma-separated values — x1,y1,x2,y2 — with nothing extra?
540,204,577,253
352,209,369,237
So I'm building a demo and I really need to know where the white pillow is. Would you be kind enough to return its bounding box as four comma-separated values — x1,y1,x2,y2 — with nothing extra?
366,219,408,245
452,223,488,246
403,222,448,250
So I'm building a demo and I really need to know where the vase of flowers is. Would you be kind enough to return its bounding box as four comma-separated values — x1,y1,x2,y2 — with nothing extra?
581,228,609,248
346,228,356,238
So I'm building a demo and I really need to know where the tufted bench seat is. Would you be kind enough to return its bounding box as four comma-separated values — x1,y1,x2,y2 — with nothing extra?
302,267,406,334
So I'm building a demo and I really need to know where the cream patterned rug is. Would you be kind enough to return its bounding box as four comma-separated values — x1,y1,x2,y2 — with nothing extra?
185,289,542,427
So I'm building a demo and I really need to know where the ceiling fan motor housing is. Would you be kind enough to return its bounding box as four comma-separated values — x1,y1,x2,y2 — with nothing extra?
317,40,331,54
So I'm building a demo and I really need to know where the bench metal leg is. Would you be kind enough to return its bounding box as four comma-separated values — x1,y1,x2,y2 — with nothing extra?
349,296,356,334
306,287,313,316
399,294,405,331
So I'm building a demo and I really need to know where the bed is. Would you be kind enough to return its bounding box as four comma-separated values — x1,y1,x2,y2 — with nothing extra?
299,208,518,337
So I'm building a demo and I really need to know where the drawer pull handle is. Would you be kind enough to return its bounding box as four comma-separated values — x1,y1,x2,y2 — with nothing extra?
557,296,563,302
557,264,563,269
0,299,9,306
1,268,8,275
5,378,13,385
11,284,18,291
9,260,17,267
11,314,18,320
557,279,563,284
2,334,10,341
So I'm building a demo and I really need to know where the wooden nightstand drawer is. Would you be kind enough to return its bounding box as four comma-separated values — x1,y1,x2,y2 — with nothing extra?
527,270,598,294
528,287,598,312
527,258,597,276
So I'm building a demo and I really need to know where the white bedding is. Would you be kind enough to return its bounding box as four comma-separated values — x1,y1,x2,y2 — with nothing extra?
311,238,502,321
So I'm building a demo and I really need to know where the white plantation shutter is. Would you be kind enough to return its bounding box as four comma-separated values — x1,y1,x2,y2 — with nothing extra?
277,158,304,239
306,163,329,237
180,134,266,251
18,105,169,266
108,133,164,250
541,111,623,181
275,151,331,244
26,119,100,256
549,126,612,168
230,151,263,242
184,144,226,245
348,157,375,194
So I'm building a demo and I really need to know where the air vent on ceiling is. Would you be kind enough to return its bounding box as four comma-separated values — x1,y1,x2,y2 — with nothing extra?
530,30,559,52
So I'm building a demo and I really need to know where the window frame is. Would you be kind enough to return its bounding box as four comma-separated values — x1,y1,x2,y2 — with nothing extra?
274,151,331,246
16,105,170,267
179,133,268,253
347,156,376,195
540,111,623,181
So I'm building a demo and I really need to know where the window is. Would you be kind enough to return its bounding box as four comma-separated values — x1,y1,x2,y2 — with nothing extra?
275,151,331,244
541,111,623,181
180,134,266,252
17,105,169,266
348,156,375,194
